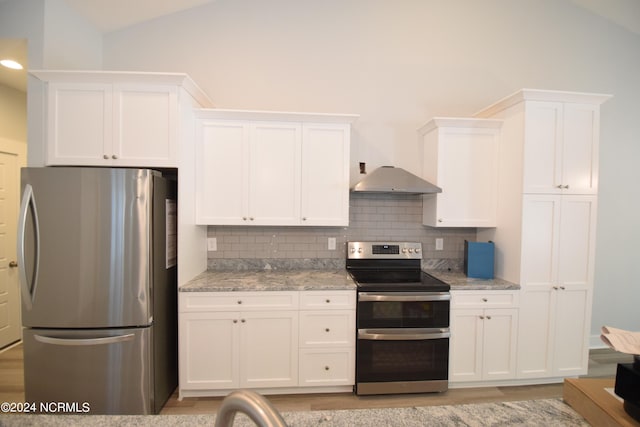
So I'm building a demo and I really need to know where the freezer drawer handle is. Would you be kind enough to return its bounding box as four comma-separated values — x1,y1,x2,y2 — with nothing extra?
17,183,40,311
34,333,136,346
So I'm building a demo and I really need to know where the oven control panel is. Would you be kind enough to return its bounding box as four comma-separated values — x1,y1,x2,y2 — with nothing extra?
347,241,422,259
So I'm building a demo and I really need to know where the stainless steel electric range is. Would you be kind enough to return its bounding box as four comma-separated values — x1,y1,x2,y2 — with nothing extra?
346,241,451,395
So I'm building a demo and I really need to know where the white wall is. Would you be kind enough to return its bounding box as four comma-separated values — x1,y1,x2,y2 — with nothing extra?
41,0,102,69
102,0,640,340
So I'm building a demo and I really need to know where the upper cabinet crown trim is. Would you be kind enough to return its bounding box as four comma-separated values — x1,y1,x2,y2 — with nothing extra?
29,69,214,108
474,88,612,118
196,108,359,124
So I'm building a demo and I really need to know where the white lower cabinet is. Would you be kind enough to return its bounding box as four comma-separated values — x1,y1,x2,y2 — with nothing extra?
179,289,355,397
179,292,298,393
449,291,519,384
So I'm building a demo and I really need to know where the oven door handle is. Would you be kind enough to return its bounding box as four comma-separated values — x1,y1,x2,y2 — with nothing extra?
358,292,451,302
358,328,450,341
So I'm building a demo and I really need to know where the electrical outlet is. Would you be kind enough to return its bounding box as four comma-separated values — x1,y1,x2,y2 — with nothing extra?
328,237,337,250
207,237,217,251
435,238,444,251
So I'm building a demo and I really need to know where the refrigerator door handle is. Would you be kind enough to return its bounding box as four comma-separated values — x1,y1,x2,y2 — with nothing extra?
17,183,40,311
34,333,136,346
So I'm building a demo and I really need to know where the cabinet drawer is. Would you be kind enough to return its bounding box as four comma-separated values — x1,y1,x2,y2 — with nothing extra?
299,348,354,386
299,311,355,347
300,291,356,310
180,291,299,312
451,291,518,309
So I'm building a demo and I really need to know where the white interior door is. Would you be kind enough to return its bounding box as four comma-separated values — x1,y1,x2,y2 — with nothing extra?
0,142,24,349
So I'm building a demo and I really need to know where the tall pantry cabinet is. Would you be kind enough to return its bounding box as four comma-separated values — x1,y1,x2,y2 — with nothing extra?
476,89,611,380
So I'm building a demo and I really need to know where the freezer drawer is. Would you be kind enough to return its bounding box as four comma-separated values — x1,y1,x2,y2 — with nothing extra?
23,327,153,415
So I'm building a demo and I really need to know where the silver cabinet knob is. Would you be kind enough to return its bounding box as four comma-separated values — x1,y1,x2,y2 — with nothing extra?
325,299,331,303
486,316,492,320
233,320,238,324
237,300,242,304
438,218,443,223
112,154,118,159
103,154,109,159
479,315,485,319
241,319,246,323
325,328,330,332
324,366,330,371
9,261,18,268
482,298,488,302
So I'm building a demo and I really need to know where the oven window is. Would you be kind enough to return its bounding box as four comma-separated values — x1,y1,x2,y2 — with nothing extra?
357,337,449,383
357,300,449,329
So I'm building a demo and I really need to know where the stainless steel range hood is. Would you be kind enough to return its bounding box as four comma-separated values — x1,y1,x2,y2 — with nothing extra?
351,166,442,194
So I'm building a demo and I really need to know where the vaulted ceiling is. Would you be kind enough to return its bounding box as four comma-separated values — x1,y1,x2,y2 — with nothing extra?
1,0,639,93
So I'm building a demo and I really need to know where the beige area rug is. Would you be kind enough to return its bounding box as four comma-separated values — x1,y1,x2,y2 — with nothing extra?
0,398,588,426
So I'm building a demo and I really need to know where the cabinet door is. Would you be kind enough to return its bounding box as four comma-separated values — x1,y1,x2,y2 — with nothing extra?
240,311,299,388
423,127,499,227
557,196,597,290
179,312,239,390
553,288,591,376
248,122,301,225
520,195,560,290
46,82,112,165
449,308,483,382
516,288,554,379
523,101,562,194
482,308,518,380
113,84,178,167
562,103,599,194
196,120,249,224
300,123,350,226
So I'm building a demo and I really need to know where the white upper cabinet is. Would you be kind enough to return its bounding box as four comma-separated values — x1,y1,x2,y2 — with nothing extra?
477,89,610,195
523,101,601,194
420,117,502,227
30,70,212,167
195,110,356,226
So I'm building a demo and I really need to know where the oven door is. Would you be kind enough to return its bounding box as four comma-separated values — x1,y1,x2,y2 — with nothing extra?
357,292,450,329
356,328,450,395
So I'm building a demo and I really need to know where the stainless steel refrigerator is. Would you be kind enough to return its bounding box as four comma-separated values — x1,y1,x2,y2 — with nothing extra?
18,167,178,415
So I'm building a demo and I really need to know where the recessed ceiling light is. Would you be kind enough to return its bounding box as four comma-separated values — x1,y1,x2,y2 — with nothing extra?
0,59,24,70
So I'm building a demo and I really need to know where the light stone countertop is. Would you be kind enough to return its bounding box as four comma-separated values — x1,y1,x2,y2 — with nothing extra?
426,269,520,291
179,269,357,292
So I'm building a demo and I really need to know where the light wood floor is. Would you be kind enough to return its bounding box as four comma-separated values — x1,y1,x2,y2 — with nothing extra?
0,342,632,415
